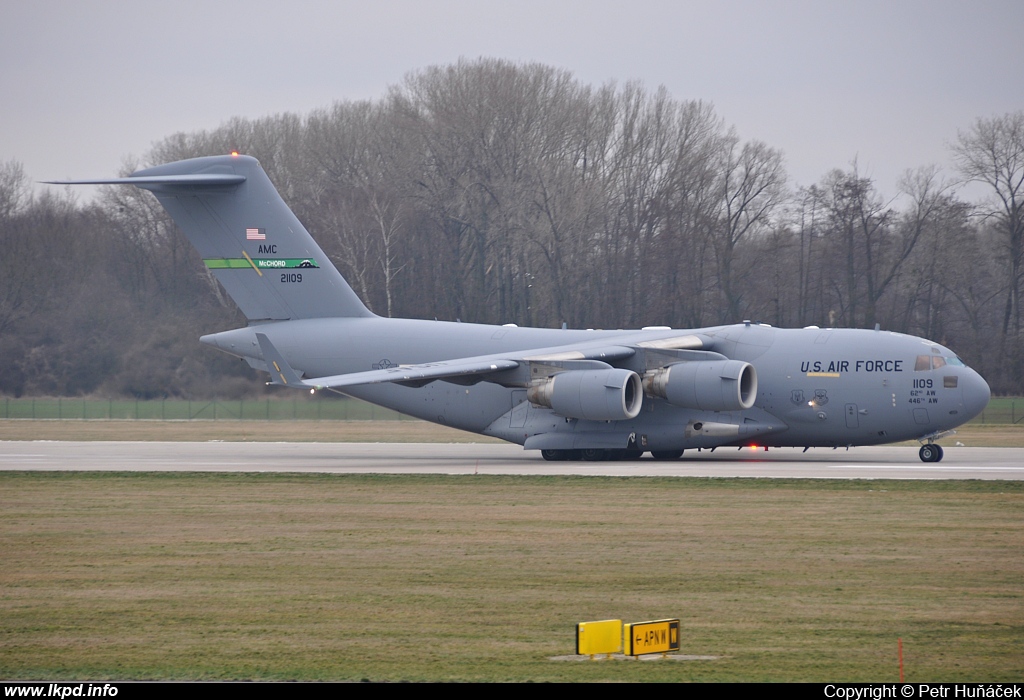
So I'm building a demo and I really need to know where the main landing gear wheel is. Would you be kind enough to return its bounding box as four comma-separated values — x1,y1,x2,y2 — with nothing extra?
919,444,944,463
536,450,585,462
540,450,581,462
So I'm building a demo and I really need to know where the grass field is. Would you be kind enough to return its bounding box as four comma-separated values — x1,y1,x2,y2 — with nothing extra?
3,395,1023,424
1,419,1022,446
0,397,408,421
1,397,1023,447
0,419,497,443
1,473,1021,681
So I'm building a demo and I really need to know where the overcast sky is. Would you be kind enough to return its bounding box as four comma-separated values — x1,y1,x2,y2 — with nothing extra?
3,0,1022,201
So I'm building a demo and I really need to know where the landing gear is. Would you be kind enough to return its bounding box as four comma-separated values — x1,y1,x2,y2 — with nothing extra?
919,444,944,463
650,450,684,461
541,449,583,461
542,448,645,461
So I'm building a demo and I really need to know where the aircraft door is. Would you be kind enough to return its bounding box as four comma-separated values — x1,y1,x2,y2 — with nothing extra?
510,390,528,428
845,403,859,429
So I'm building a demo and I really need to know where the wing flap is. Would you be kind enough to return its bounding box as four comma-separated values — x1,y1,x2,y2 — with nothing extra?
257,332,519,389
305,358,521,390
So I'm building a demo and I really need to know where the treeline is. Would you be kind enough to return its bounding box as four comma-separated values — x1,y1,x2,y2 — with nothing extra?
2,59,1022,397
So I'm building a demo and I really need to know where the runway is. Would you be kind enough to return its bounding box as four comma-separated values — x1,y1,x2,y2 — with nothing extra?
1,441,1022,479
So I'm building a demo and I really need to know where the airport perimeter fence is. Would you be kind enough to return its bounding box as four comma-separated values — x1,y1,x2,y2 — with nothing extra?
972,398,1024,424
1,396,1022,424
0,397,409,421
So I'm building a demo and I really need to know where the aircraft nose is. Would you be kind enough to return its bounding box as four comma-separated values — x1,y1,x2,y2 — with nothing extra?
962,369,991,421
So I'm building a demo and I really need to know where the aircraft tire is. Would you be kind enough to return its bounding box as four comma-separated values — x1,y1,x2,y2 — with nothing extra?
650,450,684,461
919,444,943,463
541,449,565,462
581,448,606,461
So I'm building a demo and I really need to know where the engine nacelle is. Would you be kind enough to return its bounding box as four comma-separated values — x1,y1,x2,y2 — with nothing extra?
643,360,757,412
527,368,643,421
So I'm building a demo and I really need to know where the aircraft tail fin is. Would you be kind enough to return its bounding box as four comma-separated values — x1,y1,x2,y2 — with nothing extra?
52,155,374,321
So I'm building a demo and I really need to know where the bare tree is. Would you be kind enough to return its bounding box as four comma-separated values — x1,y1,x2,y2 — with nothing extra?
0,161,36,335
711,135,786,321
951,112,1024,354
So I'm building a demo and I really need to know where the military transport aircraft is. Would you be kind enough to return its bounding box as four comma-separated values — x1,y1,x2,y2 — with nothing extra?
50,154,990,462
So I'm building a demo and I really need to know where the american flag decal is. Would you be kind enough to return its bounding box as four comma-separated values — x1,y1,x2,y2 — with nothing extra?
246,228,266,240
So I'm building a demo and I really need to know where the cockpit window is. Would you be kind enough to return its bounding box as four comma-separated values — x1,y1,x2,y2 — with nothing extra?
947,356,965,367
915,355,952,371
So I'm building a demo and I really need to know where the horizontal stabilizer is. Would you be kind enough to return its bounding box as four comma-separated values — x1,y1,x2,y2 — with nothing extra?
43,174,246,187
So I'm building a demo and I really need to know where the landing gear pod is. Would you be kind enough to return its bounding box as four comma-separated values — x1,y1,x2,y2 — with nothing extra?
528,369,643,421
644,360,757,411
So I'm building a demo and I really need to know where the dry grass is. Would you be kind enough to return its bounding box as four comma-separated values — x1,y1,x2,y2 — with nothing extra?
1,420,1022,446
1,473,1021,681
0,420,499,443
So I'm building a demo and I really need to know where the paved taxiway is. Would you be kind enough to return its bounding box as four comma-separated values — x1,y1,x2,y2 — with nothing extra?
1,442,1022,479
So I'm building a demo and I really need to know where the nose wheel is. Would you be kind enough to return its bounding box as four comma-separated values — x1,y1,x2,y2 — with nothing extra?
919,444,944,463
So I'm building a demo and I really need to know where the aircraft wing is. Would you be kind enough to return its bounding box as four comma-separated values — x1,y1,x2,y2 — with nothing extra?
298,358,522,390
256,333,521,389
255,332,656,390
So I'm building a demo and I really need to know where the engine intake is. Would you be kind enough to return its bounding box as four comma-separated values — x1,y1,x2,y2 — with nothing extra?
527,368,643,421
643,360,757,411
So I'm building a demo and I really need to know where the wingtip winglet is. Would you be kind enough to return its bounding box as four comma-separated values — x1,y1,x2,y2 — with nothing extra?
255,333,307,387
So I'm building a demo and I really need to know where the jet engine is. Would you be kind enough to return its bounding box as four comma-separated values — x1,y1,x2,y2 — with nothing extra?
643,360,757,411
527,368,643,421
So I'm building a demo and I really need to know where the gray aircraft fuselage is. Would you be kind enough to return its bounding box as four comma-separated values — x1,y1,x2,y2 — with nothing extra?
202,316,990,454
